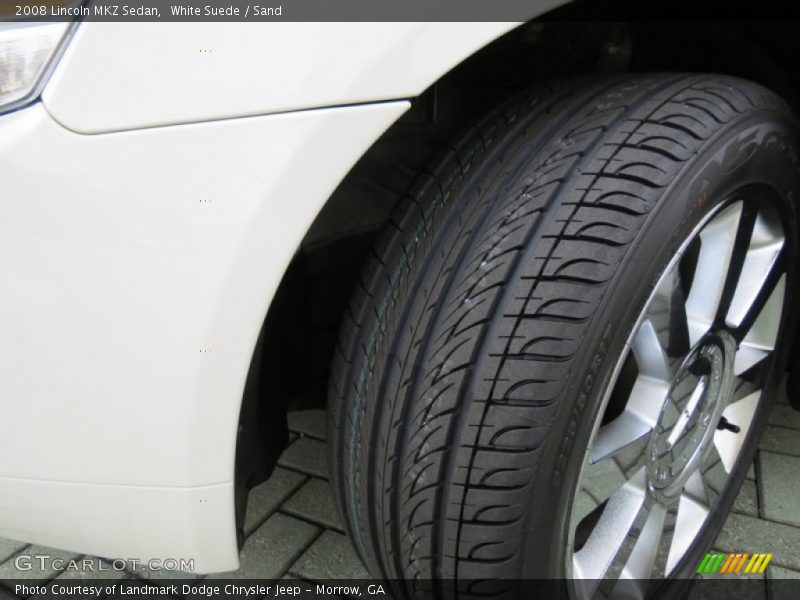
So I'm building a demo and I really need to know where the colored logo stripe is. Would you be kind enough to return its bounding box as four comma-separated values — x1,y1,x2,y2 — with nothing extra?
696,553,712,573
745,553,774,574
698,552,773,574
697,553,725,573
720,553,737,573
733,553,750,573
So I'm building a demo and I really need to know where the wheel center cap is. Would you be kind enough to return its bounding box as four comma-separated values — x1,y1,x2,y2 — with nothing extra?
646,331,736,497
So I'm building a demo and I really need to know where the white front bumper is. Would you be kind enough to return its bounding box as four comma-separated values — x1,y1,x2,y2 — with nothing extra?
0,100,407,572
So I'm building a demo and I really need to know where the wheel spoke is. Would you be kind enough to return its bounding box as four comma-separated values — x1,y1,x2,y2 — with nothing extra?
685,202,742,346
734,255,786,340
700,444,729,499
599,501,673,600
572,489,604,533
590,411,653,465
578,458,627,506
725,208,784,328
632,318,672,381
619,502,669,580
569,195,789,591
715,204,759,326
647,267,691,358
628,374,671,429
666,489,710,574
683,469,713,507
583,432,649,508
573,469,649,582
651,501,680,579
591,326,669,464
590,370,668,464
733,271,784,375
734,345,770,377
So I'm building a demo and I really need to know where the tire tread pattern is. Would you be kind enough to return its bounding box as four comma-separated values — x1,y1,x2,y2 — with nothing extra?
327,74,789,595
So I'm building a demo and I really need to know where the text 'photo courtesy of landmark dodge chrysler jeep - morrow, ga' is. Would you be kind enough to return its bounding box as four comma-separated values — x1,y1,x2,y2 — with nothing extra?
1,1,800,597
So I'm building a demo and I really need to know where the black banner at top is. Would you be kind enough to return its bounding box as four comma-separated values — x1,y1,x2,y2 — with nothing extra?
1,0,800,22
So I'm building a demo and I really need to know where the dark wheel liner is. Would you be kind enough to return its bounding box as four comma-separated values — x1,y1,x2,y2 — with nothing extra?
327,74,799,594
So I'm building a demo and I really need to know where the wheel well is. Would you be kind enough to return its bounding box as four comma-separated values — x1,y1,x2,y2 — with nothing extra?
235,8,800,524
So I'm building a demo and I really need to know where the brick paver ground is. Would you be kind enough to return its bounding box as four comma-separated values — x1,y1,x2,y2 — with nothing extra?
1,393,798,596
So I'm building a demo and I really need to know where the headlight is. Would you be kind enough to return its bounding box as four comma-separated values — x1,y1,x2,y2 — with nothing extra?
0,22,72,114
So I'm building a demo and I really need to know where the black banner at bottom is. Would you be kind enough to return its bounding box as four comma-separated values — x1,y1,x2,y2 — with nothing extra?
1,578,797,600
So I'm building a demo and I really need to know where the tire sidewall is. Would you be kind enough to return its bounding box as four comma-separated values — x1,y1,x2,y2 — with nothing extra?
519,113,800,587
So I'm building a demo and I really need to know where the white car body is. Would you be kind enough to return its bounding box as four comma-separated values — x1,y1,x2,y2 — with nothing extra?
0,17,586,573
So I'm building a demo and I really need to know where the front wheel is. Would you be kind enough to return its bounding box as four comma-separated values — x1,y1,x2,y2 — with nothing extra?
328,74,800,596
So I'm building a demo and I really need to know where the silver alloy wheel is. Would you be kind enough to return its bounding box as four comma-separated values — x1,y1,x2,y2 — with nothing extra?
568,194,787,594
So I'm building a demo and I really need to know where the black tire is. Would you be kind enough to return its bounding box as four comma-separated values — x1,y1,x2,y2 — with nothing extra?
327,74,800,594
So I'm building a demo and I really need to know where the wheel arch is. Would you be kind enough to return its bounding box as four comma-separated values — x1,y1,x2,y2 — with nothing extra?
234,2,800,539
